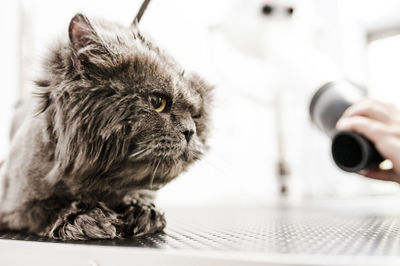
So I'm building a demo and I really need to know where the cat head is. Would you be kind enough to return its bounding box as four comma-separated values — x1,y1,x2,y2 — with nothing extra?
37,14,212,191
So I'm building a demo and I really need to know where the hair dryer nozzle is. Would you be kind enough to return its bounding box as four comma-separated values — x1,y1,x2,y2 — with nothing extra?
331,131,383,172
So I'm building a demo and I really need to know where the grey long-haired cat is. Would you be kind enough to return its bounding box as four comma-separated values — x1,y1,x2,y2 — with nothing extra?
0,13,212,240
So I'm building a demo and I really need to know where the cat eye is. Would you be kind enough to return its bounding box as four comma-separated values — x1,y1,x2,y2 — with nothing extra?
149,94,167,113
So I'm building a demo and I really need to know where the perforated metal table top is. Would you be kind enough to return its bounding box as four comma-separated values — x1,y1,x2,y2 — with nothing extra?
2,198,400,266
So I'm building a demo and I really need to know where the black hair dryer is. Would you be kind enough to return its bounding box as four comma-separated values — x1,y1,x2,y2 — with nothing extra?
309,81,384,172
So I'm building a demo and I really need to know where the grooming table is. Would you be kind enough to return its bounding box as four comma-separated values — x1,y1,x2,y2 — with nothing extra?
2,197,400,266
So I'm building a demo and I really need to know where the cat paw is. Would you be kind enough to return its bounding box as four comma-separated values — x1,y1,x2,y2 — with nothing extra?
121,200,166,237
48,202,123,240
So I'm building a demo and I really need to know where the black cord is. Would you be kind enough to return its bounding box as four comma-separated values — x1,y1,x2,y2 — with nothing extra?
133,0,151,25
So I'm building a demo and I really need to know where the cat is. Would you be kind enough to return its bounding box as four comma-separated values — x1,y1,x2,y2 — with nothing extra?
0,13,212,240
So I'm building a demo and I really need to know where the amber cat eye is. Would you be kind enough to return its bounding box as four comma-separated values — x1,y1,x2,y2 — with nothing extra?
149,94,167,113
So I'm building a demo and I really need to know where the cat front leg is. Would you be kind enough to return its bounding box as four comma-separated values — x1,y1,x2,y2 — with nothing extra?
118,192,166,237
47,201,123,240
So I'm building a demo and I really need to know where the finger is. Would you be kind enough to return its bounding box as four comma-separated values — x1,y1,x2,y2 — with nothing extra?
336,116,390,144
374,136,400,171
336,116,399,161
362,169,400,183
342,100,392,124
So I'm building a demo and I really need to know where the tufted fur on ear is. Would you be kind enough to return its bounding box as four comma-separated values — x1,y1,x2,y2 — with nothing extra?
68,13,114,71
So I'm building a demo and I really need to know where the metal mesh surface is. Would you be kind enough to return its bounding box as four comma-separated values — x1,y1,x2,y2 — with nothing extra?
2,205,400,256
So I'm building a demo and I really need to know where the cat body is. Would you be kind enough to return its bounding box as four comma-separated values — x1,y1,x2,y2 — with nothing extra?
0,14,211,239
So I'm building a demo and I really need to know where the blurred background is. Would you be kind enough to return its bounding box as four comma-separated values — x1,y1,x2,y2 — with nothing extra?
2,0,400,207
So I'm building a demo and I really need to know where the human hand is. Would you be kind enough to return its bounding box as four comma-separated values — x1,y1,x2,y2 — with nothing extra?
336,99,400,183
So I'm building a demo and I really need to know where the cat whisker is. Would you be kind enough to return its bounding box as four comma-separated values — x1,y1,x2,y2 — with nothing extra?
149,159,161,189
129,148,150,160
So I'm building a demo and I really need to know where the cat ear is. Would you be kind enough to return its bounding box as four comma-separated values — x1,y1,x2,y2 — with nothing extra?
69,13,97,51
68,13,104,70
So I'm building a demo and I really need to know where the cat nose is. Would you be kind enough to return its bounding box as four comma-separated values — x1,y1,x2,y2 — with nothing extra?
182,129,194,143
